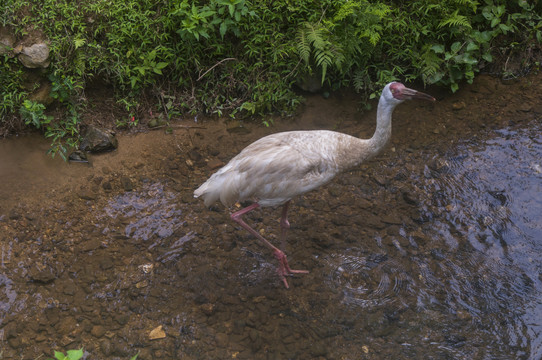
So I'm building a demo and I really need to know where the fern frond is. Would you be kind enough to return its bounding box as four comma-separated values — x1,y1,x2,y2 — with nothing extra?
438,10,472,29
452,0,479,12
305,24,327,51
296,26,310,63
352,70,369,92
420,45,444,84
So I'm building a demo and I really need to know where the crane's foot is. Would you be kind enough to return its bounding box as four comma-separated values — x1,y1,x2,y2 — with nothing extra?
273,249,309,289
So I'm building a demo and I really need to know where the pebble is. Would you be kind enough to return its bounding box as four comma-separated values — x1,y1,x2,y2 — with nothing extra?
91,325,106,338
452,101,466,110
78,189,96,200
28,263,56,283
207,158,224,170
149,325,166,340
215,333,229,347
120,176,133,191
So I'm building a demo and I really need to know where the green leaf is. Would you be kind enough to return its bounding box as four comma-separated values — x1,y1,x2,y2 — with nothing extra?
74,38,86,49
431,44,445,54
482,53,493,62
491,17,499,27
220,22,228,38
155,62,168,70
498,23,511,33
451,82,459,93
66,348,84,360
54,350,66,360
451,42,462,53
466,42,478,52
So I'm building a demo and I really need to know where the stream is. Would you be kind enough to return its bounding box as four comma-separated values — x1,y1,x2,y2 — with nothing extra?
0,73,541,359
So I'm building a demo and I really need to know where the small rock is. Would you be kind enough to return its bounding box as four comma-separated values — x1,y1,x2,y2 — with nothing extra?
310,343,328,357
68,150,89,163
188,149,203,162
115,314,130,325
81,239,102,252
91,325,106,338
149,325,166,340
8,210,21,220
327,184,342,197
100,339,112,356
402,191,418,205
249,329,259,342
207,158,224,170
215,333,229,347
120,176,133,191
8,337,22,348
452,101,466,110
57,317,77,335
200,303,215,316
78,189,96,200
519,104,532,112
381,214,402,225
135,280,148,288
28,263,56,283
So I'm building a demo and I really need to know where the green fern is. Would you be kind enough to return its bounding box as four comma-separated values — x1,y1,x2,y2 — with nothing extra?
352,69,369,92
305,23,327,53
438,10,472,28
295,22,344,84
420,45,444,84
296,25,311,64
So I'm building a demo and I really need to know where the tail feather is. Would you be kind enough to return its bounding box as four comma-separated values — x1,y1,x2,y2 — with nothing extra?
194,167,240,207
193,179,221,207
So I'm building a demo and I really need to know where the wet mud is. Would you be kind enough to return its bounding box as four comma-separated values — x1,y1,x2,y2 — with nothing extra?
1,73,542,359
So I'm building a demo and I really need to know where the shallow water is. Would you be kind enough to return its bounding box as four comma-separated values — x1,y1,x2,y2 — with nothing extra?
1,75,541,359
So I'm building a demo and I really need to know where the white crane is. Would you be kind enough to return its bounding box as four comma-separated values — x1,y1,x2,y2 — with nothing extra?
194,82,435,288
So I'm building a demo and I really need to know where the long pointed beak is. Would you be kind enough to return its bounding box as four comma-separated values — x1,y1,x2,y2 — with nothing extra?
402,87,436,102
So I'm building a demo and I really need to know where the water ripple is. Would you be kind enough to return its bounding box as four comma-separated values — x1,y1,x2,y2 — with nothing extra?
102,182,185,242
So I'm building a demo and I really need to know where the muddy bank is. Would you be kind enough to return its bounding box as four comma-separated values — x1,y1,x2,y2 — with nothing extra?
0,73,541,359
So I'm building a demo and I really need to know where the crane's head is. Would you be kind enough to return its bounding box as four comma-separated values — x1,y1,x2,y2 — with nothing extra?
384,82,435,103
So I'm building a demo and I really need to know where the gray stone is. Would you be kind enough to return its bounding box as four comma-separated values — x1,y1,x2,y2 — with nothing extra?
18,43,50,68
79,126,118,153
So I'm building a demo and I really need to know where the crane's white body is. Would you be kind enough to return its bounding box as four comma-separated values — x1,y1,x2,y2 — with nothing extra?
195,130,378,207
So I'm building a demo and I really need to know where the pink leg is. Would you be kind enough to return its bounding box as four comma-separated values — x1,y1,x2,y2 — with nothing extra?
231,202,308,288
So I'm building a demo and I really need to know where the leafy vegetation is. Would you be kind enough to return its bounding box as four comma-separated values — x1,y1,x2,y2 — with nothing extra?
46,348,138,360
1,0,540,154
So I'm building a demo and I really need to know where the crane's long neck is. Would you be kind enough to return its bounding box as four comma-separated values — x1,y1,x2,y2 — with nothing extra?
368,98,396,153
336,96,397,171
